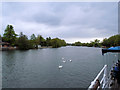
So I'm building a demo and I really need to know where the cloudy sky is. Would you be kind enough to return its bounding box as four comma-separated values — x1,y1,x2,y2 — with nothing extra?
2,2,118,43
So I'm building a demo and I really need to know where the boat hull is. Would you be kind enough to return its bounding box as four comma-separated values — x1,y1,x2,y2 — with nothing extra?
102,49,120,54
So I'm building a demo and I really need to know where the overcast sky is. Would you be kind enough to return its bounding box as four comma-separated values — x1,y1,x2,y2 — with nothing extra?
2,2,118,43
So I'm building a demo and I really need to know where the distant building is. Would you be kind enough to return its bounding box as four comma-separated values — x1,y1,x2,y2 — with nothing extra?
0,42,18,50
1,42,10,47
38,45,41,48
0,42,10,50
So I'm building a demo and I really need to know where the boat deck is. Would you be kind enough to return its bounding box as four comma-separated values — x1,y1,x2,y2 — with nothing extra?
111,79,120,90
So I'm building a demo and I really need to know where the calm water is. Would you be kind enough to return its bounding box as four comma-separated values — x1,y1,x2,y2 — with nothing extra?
2,46,119,88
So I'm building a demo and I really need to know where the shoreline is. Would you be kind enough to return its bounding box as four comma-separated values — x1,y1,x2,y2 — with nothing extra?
0,46,53,51
38,46,52,49
0,46,106,51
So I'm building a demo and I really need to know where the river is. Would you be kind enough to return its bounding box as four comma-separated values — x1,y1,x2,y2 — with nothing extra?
2,46,119,88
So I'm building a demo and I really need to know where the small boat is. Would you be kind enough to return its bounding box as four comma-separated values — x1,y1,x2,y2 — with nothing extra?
102,46,120,54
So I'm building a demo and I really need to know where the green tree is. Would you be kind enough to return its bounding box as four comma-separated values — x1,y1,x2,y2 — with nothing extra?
94,39,100,47
108,36,115,46
3,25,17,46
102,38,109,47
115,35,120,46
30,34,38,48
101,34,120,47
36,35,45,46
0,35,1,42
74,41,81,46
50,38,61,48
50,38,66,48
17,32,30,50
46,37,51,46
60,40,66,46
94,39,100,43
30,34,36,40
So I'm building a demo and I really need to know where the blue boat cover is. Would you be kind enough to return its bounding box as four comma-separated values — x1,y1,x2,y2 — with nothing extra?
108,46,120,50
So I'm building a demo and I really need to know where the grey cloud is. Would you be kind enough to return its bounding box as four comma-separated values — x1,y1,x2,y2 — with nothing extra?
29,13,61,26
2,2,118,42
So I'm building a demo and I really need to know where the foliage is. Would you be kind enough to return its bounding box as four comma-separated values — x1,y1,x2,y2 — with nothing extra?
46,37,51,46
50,38,66,48
72,35,120,47
71,39,101,47
74,41,81,46
102,34,120,47
2,25,67,49
72,39,101,47
17,32,30,50
3,25,17,46
30,34,36,41
0,35,1,42
36,35,45,46
2,24,119,50
30,34,38,49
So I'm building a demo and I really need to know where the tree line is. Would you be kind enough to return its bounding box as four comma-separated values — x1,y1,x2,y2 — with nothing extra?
70,39,101,47
69,34,120,47
1,25,67,50
1,25,120,50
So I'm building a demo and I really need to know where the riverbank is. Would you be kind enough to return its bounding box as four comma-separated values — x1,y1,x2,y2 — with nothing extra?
1,47,18,51
38,46,52,49
0,46,53,51
0,45,108,51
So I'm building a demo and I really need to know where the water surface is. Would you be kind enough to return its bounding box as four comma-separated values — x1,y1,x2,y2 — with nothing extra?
2,46,119,88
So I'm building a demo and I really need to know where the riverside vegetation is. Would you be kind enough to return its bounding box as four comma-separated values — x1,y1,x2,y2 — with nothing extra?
1,25,120,50
1,25,66,50
71,34,120,47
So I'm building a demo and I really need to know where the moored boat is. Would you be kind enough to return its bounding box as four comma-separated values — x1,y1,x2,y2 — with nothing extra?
102,46,120,54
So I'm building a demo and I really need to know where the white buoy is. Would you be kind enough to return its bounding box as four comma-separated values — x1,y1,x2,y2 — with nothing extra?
58,65,63,69
115,55,117,57
62,57,64,59
63,60,66,63
69,60,72,62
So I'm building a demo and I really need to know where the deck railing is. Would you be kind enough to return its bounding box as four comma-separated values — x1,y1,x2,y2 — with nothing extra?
88,65,108,89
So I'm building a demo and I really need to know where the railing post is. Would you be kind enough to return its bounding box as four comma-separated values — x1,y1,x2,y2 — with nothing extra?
88,65,108,89
88,81,94,90
102,65,107,88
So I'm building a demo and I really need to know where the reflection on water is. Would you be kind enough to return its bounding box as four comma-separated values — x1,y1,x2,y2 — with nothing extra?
2,46,119,88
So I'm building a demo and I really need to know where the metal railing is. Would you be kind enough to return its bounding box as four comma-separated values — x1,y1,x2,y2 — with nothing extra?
88,65,108,89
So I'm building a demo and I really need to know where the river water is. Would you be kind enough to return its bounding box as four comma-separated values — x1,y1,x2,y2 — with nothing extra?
2,46,119,88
